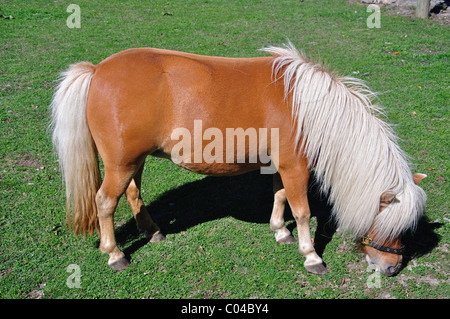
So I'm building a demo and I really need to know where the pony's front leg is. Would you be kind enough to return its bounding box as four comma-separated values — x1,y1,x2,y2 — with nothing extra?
279,166,327,275
270,173,296,244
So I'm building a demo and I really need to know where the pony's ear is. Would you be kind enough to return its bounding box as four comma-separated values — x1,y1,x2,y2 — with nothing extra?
380,191,397,206
413,173,427,185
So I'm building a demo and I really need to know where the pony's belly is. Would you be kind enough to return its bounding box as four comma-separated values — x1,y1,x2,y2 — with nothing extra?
175,161,262,176
151,150,263,176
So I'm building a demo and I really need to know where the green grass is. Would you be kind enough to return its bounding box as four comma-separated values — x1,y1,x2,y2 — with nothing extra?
0,0,448,299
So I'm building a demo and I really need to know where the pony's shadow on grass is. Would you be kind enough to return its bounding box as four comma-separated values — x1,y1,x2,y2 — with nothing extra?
115,171,336,260
114,171,441,270
402,217,442,266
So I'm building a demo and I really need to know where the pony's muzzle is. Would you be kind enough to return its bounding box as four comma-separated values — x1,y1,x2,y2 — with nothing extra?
384,264,402,277
366,254,403,277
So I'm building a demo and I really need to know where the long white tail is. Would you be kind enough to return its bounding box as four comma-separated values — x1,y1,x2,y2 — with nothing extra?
50,62,100,235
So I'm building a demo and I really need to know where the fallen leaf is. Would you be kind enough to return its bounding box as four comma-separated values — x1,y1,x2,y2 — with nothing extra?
52,225,62,235
427,167,435,171
412,111,416,115
435,176,445,183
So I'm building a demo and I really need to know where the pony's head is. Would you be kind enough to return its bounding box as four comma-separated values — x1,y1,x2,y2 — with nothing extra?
360,173,427,276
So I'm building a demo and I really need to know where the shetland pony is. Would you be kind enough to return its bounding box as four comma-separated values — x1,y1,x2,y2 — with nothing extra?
50,43,426,276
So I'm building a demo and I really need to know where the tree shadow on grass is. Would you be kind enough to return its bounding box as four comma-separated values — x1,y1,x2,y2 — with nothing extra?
114,171,442,270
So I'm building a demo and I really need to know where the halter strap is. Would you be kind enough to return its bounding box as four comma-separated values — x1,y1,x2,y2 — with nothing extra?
358,235,405,255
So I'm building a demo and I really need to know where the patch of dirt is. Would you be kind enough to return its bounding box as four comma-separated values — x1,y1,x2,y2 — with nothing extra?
377,292,396,298
0,268,12,277
27,289,45,299
352,0,450,25
4,152,43,171
397,273,448,286
16,152,42,169
26,283,46,299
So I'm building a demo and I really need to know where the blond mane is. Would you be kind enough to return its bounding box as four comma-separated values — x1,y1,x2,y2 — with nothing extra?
262,42,426,241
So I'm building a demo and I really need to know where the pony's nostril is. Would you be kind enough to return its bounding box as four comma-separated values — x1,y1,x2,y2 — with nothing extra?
386,266,398,276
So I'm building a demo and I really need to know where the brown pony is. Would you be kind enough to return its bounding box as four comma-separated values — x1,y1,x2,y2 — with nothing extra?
50,43,427,276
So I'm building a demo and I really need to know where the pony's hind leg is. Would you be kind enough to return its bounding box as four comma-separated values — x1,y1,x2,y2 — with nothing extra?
278,161,327,275
270,173,296,244
125,163,165,243
96,165,137,270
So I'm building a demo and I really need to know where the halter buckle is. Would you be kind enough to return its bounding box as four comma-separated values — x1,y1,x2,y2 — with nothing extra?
360,235,372,246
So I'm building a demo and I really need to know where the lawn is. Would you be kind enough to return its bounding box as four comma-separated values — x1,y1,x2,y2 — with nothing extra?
0,0,448,300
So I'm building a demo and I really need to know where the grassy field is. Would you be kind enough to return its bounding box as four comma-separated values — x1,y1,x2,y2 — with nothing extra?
0,0,448,299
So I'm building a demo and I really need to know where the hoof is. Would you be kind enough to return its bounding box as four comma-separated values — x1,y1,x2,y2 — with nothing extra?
109,257,130,271
277,235,296,244
149,231,166,243
305,263,327,275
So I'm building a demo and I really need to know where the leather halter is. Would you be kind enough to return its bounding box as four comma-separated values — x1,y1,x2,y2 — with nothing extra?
358,235,405,255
